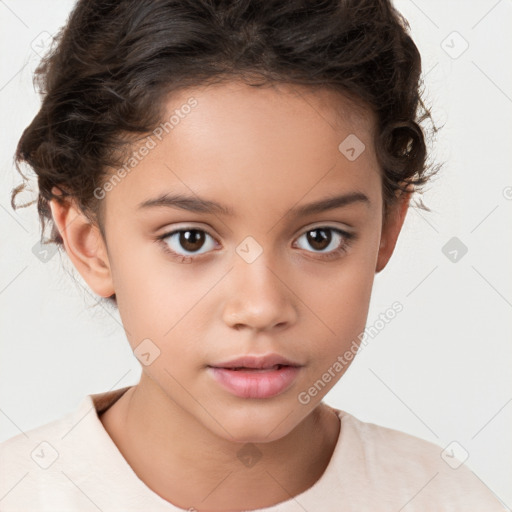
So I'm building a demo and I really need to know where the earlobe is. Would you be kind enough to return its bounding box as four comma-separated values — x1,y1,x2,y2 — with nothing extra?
49,188,115,298
375,189,412,274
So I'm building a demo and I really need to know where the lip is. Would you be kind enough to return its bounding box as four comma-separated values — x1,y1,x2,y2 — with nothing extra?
207,366,301,399
209,353,302,370
207,353,303,399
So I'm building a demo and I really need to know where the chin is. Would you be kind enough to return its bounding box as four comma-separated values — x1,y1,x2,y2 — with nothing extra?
202,403,302,445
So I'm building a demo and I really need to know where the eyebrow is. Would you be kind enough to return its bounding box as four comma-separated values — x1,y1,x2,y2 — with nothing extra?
137,191,370,217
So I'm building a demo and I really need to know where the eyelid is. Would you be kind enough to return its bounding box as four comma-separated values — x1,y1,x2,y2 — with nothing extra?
156,221,354,244
292,221,355,238
156,222,218,239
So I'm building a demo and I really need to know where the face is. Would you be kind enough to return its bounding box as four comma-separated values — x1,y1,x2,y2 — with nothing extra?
54,80,407,443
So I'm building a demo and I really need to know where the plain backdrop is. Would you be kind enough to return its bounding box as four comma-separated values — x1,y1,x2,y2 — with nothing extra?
1,0,511,508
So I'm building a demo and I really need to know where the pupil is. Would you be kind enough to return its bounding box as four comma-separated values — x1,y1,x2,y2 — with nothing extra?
180,230,205,252
307,229,331,250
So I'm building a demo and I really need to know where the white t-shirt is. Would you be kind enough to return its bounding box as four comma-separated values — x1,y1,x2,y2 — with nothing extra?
0,386,506,511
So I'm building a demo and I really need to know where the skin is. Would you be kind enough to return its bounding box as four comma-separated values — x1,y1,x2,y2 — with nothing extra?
50,80,410,511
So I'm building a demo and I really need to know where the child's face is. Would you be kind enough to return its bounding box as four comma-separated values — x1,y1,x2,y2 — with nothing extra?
55,81,408,442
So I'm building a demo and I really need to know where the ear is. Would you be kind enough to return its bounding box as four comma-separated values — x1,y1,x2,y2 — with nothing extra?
375,187,412,274
49,187,115,298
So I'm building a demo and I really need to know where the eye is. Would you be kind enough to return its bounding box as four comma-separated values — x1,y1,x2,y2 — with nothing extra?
156,225,356,263
293,226,355,260
157,227,218,262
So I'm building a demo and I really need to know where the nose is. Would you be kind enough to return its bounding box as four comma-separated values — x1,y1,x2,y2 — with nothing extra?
222,255,298,332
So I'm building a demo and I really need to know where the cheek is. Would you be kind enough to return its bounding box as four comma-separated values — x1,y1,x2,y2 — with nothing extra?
298,233,380,358
108,238,220,366
106,237,179,344
303,260,374,342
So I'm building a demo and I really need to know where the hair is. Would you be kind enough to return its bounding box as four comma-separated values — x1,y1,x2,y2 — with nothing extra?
11,0,440,304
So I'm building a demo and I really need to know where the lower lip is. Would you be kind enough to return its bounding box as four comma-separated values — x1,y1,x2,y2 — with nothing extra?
207,365,301,399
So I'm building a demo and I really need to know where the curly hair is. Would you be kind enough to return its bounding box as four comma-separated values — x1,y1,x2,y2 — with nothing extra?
11,0,440,253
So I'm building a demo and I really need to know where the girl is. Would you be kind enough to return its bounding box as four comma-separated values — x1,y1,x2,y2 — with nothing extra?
1,0,507,510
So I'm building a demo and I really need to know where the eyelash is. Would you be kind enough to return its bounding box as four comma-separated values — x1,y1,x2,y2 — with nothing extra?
155,226,356,263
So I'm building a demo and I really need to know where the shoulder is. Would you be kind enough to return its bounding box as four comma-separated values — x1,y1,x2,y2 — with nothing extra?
0,395,99,511
0,387,138,511
328,407,507,511
0,407,76,470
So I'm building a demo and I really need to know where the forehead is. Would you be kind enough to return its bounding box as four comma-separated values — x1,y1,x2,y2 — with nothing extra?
103,80,382,221
166,80,376,158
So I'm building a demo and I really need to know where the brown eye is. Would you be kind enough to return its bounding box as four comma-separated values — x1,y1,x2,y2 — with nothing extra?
306,228,332,251
179,229,206,252
159,228,217,258
294,226,355,260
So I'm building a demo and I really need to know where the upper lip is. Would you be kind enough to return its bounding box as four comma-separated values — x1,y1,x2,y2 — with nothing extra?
209,353,302,369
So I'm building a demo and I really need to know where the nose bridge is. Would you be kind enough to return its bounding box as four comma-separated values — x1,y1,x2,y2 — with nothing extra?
235,248,282,297
222,241,297,331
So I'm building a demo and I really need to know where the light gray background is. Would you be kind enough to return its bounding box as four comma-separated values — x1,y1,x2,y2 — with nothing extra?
1,0,511,507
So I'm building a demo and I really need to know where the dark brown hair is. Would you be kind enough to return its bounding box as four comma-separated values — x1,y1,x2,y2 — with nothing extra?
11,0,439,258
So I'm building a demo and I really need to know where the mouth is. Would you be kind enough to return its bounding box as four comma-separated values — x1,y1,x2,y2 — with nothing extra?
209,353,302,371
215,364,292,372
207,363,301,399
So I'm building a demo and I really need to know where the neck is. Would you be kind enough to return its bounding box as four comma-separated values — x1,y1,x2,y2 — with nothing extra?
100,374,340,511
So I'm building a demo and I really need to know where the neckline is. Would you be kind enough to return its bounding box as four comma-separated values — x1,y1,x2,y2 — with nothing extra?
82,386,345,510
